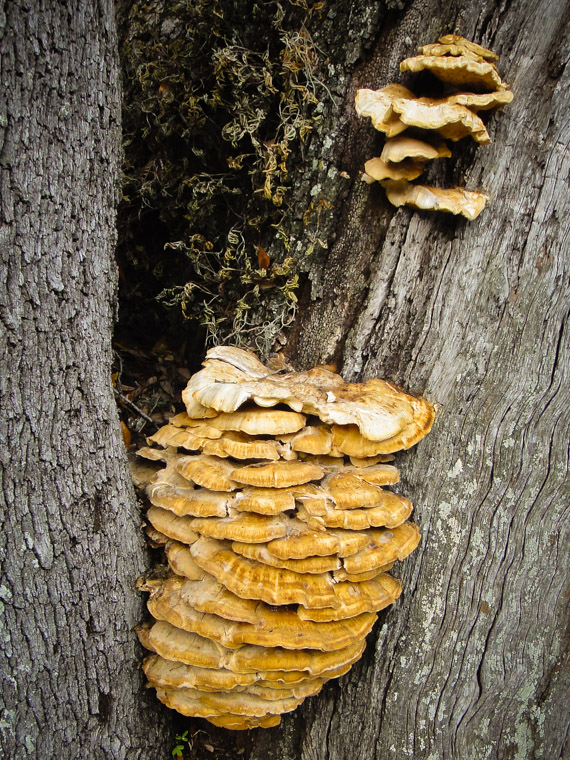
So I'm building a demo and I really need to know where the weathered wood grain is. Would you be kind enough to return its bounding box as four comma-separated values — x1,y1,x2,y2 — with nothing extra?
0,1,171,757
243,0,570,758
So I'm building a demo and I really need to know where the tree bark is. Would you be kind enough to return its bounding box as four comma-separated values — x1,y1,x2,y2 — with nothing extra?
3,0,567,758
0,1,172,757
243,0,570,759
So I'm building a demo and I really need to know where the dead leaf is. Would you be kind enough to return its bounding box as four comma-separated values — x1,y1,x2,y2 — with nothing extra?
257,244,270,270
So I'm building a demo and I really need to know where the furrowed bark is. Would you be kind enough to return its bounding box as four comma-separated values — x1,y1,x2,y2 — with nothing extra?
0,1,171,757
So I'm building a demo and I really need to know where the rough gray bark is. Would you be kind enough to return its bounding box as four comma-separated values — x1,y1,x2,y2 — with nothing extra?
0,1,172,757
243,0,570,758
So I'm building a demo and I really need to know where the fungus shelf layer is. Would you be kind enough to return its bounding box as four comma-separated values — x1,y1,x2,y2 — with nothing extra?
136,346,434,729
356,35,513,218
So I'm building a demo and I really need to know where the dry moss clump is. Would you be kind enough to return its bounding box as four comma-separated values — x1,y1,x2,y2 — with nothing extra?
118,0,328,354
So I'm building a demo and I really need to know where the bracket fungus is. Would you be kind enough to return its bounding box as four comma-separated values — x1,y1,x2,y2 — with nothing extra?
136,346,434,729
356,35,513,219
383,179,488,221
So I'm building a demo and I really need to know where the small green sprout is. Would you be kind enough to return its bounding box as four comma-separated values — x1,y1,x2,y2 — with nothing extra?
171,729,189,757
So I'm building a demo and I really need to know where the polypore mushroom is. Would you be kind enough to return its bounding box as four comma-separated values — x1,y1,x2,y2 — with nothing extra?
349,454,393,467
341,523,422,574
189,536,340,609
416,43,487,61
445,89,513,111
332,564,395,583
382,179,489,220
146,482,231,518
230,460,325,488
135,345,434,728
183,348,435,444
265,528,369,560
140,574,261,624
147,423,222,450
145,571,377,649
146,506,200,545
296,573,402,622
380,135,452,163
231,541,342,573
233,486,297,514
391,96,491,143
341,463,400,486
296,495,413,531
354,84,414,136
142,654,258,691
202,407,307,435
155,687,304,722
139,619,367,676
363,156,426,183
201,431,282,460
175,454,240,492
425,34,499,61
282,424,333,455
188,513,292,543
400,53,507,91
356,35,512,219
323,472,397,509
143,651,355,697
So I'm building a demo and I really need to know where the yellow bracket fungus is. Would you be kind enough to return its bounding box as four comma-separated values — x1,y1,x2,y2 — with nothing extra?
356,35,513,220
136,346,434,728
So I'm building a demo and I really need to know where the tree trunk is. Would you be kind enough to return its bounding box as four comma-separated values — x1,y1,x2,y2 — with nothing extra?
3,0,567,757
244,1,570,759
0,1,172,757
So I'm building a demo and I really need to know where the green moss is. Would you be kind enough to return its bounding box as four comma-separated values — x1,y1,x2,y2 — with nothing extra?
118,0,328,356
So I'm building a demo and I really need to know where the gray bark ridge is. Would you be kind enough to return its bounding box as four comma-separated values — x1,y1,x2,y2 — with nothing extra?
245,0,570,759
0,1,171,757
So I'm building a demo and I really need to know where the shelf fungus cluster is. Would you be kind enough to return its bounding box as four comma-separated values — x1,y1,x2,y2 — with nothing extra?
136,346,434,730
356,35,513,219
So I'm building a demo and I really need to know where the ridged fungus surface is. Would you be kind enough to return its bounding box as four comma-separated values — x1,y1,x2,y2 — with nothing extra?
136,346,434,729
356,35,513,219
